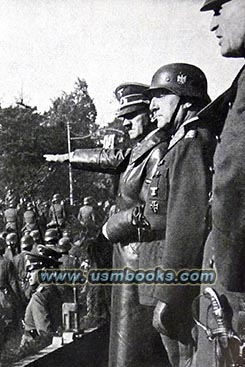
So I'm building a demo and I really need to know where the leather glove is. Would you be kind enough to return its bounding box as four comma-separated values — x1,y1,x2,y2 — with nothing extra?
131,204,150,229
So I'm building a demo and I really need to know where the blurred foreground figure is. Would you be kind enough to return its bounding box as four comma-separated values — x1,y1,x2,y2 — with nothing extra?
194,1,245,366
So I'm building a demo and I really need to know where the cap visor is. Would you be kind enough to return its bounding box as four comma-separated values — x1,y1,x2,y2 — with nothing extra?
200,0,231,11
116,104,148,118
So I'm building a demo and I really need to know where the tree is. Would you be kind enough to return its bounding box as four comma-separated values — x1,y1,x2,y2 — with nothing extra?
41,78,105,204
0,105,48,199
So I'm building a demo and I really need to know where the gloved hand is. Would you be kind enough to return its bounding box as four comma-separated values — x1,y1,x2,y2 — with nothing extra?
43,154,69,163
131,204,150,229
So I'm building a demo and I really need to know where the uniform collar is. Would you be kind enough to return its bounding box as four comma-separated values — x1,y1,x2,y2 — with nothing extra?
130,128,170,164
168,117,199,151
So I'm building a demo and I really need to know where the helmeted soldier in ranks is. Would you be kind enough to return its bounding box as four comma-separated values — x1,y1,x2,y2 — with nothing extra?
136,63,215,367
56,237,77,303
77,196,98,239
4,232,19,261
13,234,34,302
22,202,38,233
44,83,171,366
3,200,19,234
193,1,245,366
47,193,66,229
44,228,59,247
0,237,24,356
29,229,42,254
19,248,62,356
56,236,76,269
37,200,49,233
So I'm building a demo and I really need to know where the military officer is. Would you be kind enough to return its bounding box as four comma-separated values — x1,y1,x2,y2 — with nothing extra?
44,83,171,367
194,1,245,366
140,63,216,367
19,249,62,355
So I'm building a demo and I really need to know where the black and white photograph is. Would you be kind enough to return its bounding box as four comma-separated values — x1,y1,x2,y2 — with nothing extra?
0,0,244,366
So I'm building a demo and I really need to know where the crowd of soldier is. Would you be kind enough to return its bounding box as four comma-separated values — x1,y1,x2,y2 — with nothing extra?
0,192,112,362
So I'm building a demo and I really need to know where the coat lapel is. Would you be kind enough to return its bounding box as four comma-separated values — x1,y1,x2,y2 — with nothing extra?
129,129,169,164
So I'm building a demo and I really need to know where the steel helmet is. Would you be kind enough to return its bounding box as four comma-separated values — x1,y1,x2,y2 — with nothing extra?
21,235,34,250
44,228,59,243
30,230,40,242
57,237,72,254
6,232,18,245
83,196,93,205
149,63,211,103
52,193,60,203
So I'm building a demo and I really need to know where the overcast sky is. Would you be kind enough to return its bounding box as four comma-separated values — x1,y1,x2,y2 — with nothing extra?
0,0,244,124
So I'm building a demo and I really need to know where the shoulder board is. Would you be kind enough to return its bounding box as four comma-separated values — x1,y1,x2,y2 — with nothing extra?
168,117,199,151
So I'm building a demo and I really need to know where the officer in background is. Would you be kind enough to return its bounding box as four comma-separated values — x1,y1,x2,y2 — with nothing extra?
44,83,170,367
142,63,216,367
194,1,245,366
19,249,62,356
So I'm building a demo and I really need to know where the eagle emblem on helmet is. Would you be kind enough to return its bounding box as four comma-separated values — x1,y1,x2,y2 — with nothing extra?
177,73,187,85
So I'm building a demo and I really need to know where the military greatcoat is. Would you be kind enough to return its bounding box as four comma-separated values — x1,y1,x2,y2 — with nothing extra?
146,119,215,344
195,66,245,367
70,128,171,367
